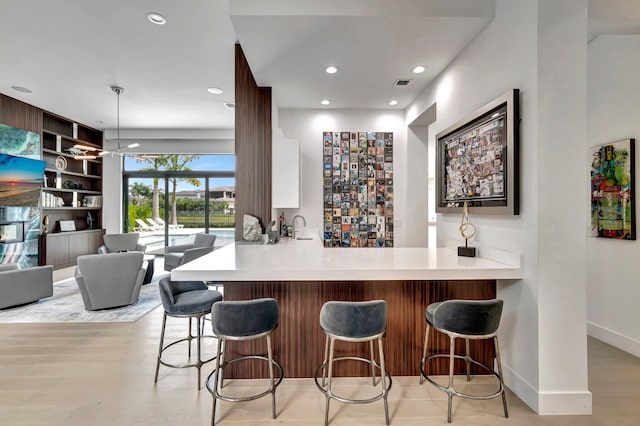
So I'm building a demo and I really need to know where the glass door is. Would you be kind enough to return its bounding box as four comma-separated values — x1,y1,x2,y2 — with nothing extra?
207,177,236,246
126,176,167,255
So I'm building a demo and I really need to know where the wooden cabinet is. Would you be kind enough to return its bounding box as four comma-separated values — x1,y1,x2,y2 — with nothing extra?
39,112,104,269
39,229,105,269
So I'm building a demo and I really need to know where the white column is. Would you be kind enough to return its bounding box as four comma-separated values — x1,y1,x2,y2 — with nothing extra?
536,0,591,414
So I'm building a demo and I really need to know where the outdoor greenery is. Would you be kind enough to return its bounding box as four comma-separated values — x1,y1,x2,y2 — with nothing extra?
127,155,235,232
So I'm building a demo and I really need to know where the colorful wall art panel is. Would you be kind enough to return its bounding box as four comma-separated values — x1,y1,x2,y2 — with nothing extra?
322,132,393,247
590,138,635,240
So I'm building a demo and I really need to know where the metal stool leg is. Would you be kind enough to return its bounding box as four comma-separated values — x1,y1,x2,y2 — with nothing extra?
267,335,277,418
324,337,336,426
370,339,377,385
447,335,456,423
378,337,390,425
211,338,224,426
197,314,203,389
465,338,471,382
154,312,167,383
494,336,509,418
188,317,193,358
419,323,430,384
321,334,330,387
219,339,226,389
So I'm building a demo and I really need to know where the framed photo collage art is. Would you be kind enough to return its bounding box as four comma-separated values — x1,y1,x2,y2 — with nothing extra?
323,131,393,247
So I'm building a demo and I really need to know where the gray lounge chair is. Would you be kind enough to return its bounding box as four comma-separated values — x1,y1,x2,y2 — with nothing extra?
164,233,216,271
0,264,54,309
75,252,145,310
98,233,146,254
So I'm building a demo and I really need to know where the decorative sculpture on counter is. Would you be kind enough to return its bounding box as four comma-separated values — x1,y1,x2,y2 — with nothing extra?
458,201,477,257
242,214,262,241
266,220,280,245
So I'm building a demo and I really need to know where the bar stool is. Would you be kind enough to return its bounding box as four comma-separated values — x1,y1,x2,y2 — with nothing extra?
154,277,223,390
314,300,391,426
419,299,508,423
206,298,283,426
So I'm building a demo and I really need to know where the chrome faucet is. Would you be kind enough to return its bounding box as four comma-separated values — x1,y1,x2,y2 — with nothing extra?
291,215,306,239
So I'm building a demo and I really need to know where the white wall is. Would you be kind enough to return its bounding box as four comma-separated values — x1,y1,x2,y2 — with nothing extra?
277,110,409,243
405,0,590,414
587,35,640,357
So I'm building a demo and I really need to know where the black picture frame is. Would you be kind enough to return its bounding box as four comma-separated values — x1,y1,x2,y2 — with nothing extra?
436,89,520,215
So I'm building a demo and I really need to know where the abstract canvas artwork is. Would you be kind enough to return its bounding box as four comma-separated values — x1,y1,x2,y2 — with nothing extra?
0,123,41,159
322,132,393,247
590,138,635,240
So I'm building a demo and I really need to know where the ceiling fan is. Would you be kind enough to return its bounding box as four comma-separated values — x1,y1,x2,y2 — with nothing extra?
70,86,156,160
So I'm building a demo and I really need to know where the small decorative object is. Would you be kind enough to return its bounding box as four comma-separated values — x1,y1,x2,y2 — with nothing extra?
266,220,279,245
42,215,50,234
87,212,94,229
63,180,82,189
436,89,520,215
59,220,76,232
55,155,67,171
457,201,477,257
242,214,261,241
279,212,287,237
590,138,635,240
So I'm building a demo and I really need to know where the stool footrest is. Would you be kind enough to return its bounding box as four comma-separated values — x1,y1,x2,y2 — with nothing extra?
206,355,284,403
314,356,392,404
420,353,505,400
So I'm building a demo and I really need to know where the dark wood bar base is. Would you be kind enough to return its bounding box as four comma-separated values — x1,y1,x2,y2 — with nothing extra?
222,279,496,379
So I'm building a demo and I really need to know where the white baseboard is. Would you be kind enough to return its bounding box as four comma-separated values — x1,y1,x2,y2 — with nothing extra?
502,362,539,413
587,321,640,358
503,363,592,415
538,391,592,415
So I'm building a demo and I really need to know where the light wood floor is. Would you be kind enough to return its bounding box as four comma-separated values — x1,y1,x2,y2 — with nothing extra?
1,284,639,425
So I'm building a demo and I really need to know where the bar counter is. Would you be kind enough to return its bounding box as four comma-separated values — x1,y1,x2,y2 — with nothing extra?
172,234,521,378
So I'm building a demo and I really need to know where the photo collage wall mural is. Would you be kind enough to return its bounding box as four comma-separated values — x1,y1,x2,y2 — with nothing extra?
323,131,393,247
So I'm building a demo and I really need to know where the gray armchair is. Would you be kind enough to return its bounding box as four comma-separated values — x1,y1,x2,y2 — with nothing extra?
75,252,145,310
164,233,216,271
98,233,146,254
0,264,53,309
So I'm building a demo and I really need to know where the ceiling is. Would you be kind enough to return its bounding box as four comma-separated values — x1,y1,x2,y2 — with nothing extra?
1,0,636,135
0,0,496,133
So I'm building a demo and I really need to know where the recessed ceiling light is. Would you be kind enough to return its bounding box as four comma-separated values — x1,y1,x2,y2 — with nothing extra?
325,66,338,74
207,87,223,95
412,65,426,74
147,12,167,25
11,86,32,93
321,99,331,105
388,100,399,106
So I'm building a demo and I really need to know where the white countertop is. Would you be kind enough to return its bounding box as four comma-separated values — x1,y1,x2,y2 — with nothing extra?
171,234,522,282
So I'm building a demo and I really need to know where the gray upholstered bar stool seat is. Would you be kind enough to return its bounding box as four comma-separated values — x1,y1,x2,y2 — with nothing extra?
419,299,508,423
154,277,223,390
314,300,391,426
206,298,283,426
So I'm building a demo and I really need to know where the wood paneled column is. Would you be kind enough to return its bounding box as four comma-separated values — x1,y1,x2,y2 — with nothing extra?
234,44,272,239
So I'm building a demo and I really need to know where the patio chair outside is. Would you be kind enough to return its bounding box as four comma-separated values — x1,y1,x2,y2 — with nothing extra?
155,217,184,229
134,218,157,232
